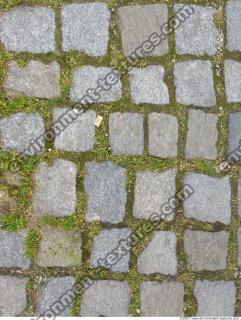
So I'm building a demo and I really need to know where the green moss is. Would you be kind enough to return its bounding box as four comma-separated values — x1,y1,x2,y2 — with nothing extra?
25,230,42,258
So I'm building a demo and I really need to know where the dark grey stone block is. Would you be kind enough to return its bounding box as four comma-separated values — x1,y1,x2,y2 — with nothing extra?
84,161,127,223
184,230,229,271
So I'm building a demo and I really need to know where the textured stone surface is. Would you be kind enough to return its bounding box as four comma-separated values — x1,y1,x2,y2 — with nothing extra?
184,230,229,271
0,112,45,155
84,161,127,223
226,0,241,51
109,113,144,155
35,277,75,317
133,169,176,220
148,113,178,158
194,280,236,316
61,3,110,56
140,281,184,316
174,5,218,55
0,275,28,316
118,4,168,57
33,159,77,217
4,60,60,98
174,60,216,107
137,231,177,275
81,280,130,316
185,110,218,159
129,66,169,104
0,229,30,269
70,66,121,102
225,60,241,103
228,112,241,159
37,228,82,267
53,108,96,152
0,6,55,53
184,173,231,224
91,228,131,272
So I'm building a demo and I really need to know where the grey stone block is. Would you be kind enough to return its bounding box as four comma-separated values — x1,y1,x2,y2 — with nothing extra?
238,227,241,267
53,108,96,152
37,227,82,267
140,281,184,316
194,280,236,316
133,169,176,221
184,173,231,225
4,60,60,98
118,4,168,57
81,280,130,316
137,231,177,275
129,66,169,104
174,60,216,107
228,112,241,159
0,6,55,53
35,277,75,317
90,228,131,272
0,229,30,269
226,0,241,51
174,5,219,56
185,110,218,159
225,60,241,103
0,112,45,155
33,159,77,217
148,113,178,158
0,275,28,316
84,161,127,223
70,66,121,103
61,3,110,56
184,230,229,271
109,113,144,155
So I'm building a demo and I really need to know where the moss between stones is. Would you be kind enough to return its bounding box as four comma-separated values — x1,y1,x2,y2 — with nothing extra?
0,0,241,316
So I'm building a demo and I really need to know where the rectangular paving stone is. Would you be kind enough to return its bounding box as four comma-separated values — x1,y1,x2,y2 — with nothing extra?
4,60,60,98
0,229,30,269
224,60,241,103
140,281,184,316
37,227,82,267
184,173,231,225
0,6,55,53
137,231,177,275
228,112,241,160
129,66,169,105
148,113,178,158
184,230,229,271
174,5,219,56
84,161,127,223
118,4,168,57
0,112,45,155
0,275,28,316
33,159,77,217
109,113,144,155
70,66,121,103
185,110,218,160
61,3,110,56
35,277,75,317
53,108,96,152
174,60,216,107
90,228,131,272
81,280,130,316
226,0,241,51
133,169,176,221
194,280,236,316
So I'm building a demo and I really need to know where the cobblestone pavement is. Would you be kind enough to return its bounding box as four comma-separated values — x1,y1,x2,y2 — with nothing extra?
1,0,241,317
